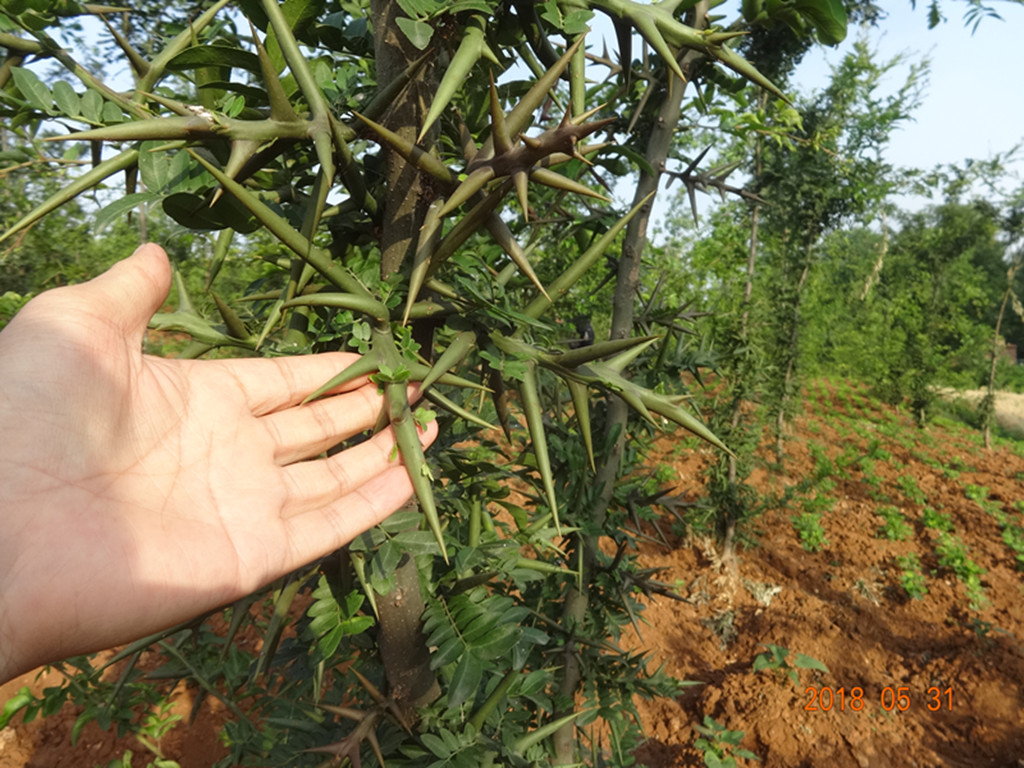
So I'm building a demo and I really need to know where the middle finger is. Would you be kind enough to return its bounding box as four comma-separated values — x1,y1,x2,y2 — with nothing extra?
261,382,383,465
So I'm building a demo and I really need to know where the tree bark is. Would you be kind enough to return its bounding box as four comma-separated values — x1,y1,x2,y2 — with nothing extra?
367,2,441,714
371,0,438,279
774,252,811,464
984,279,1013,449
552,6,707,759
377,550,441,715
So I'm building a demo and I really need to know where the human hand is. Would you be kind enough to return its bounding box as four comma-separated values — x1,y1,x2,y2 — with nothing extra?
0,243,436,683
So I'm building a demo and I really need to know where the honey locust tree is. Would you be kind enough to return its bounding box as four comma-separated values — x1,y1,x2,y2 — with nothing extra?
0,1,847,765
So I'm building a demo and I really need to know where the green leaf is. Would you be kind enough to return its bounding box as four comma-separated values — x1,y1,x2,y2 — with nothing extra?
11,67,52,113
563,8,594,34
793,0,847,44
377,510,425,533
94,193,160,233
396,0,443,16
51,81,80,117
431,636,464,669
421,732,450,759
448,0,495,12
165,45,262,74
395,16,433,49
472,623,521,659
0,686,34,729
80,90,103,123
162,191,261,233
792,652,829,673
101,100,124,123
447,652,484,711
392,529,443,555
138,142,173,192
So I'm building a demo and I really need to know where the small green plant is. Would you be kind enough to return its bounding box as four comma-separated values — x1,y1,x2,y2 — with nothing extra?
921,506,954,533
858,457,883,488
134,699,183,758
935,533,988,609
964,483,1005,519
752,644,829,684
808,443,846,482
897,475,927,505
1001,524,1024,571
791,512,829,552
102,752,181,768
655,462,679,484
965,617,997,651
692,715,760,768
894,553,928,600
945,455,969,472
935,533,985,580
964,483,990,503
876,505,913,541
964,580,988,611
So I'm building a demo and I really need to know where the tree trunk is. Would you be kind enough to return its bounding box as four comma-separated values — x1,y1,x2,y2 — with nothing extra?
367,1,440,714
984,280,1013,449
552,6,707,759
774,251,811,464
371,0,437,279
859,209,889,301
721,200,760,562
377,549,441,715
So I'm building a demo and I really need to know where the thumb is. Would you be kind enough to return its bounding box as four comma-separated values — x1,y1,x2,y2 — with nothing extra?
80,243,172,336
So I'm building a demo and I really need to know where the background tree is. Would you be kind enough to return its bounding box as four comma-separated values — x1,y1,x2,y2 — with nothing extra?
0,0,852,765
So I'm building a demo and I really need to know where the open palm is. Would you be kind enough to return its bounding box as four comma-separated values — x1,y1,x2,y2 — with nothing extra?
0,243,435,682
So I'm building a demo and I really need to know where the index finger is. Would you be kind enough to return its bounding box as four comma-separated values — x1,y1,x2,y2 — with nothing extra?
204,352,373,416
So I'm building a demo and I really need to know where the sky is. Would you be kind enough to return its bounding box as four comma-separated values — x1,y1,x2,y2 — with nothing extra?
798,2,1024,193
622,2,1024,234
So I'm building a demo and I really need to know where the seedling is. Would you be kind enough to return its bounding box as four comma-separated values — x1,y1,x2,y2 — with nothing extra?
693,716,760,768
792,512,829,552
897,475,927,505
935,534,985,581
858,457,883,489
921,507,954,533
1001,524,1024,571
876,506,913,541
895,553,928,600
752,644,829,684
935,533,988,609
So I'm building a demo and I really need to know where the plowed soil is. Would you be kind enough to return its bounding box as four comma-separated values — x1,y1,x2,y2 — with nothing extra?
2,380,1023,768
632,380,1024,768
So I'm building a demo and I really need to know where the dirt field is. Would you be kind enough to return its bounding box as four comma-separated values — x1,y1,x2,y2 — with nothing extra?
633,381,1024,768
2,381,1023,767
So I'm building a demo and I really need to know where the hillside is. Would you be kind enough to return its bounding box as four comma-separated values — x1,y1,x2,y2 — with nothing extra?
632,379,1024,768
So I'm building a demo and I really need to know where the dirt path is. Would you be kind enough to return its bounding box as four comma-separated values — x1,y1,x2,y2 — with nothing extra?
937,387,1024,438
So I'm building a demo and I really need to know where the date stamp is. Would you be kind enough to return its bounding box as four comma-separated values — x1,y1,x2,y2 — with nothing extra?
804,686,954,712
